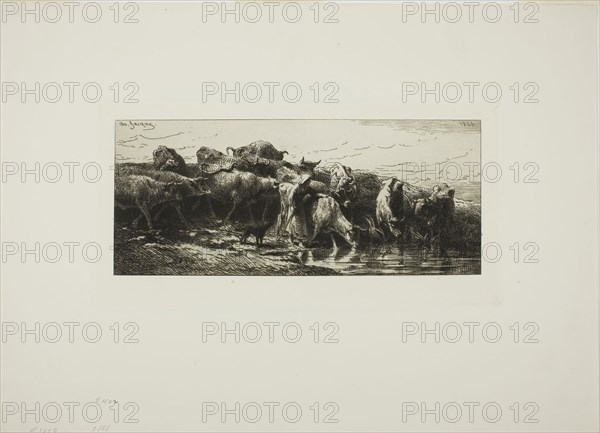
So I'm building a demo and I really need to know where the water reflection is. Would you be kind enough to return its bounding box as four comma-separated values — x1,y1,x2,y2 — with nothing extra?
297,244,480,275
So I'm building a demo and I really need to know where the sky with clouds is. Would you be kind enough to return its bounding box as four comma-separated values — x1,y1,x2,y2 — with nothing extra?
116,119,481,201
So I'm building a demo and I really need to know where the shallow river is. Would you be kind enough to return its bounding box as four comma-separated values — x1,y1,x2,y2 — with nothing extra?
296,244,481,275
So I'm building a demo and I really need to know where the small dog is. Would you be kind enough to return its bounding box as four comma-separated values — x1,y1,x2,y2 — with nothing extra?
240,220,274,246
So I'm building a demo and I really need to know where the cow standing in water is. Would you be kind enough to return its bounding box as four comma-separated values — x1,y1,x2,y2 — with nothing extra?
279,176,358,248
306,196,357,248
376,177,405,240
411,183,456,250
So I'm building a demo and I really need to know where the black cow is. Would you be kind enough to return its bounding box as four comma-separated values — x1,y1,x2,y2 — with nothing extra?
153,145,187,174
227,140,288,161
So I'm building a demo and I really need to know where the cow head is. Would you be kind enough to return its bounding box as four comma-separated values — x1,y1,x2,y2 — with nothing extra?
197,146,225,164
382,176,404,191
382,177,405,220
268,176,280,189
342,230,357,247
299,157,321,172
430,183,456,220
164,175,211,200
295,174,312,196
329,162,352,180
324,206,356,247
164,182,184,201
163,159,179,169
227,146,249,158
328,164,357,208
189,176,211,196
414,197,437,226
153,145,183,172
332,176,357,208
432,183,455,199
349,224,370,246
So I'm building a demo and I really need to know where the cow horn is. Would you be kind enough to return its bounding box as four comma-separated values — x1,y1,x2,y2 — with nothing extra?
282,150,289,155
353,225,368,232
226,146,235,155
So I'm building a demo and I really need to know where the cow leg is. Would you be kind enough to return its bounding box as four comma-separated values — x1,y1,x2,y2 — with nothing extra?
132,213,144,228
247,203,255,222
332,226,353,246
308,223,323,246
276,209,285,235
380,223,390,241
136,201,154,230
437,225,449,255
224,202,237,221
286,222,296,243
276,200,285,235
386,223,400,241
190,197,204,215
153,202,170,221
262,200,270,221
297,207,309,242
224,194,239,222
204,194,217,219
330,233,338,250
399,221,408,243
173,202,190,228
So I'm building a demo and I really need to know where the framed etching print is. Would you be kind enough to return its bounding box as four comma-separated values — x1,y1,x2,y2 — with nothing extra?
3,2,598,432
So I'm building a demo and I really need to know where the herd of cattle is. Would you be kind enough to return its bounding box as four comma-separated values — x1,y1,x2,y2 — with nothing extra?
115,140,467,248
